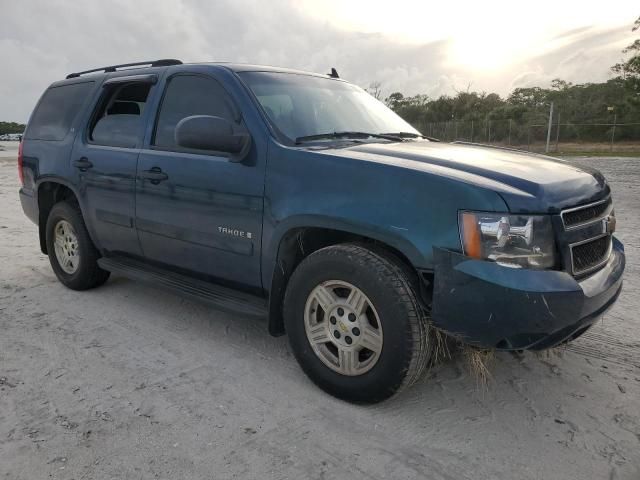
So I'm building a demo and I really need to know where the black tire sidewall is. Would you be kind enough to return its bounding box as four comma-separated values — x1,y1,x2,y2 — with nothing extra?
284,247,417,403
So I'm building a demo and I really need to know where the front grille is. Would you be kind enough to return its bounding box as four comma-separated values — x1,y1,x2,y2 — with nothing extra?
562,198,611,228
560,196,614,276
570,235,611,275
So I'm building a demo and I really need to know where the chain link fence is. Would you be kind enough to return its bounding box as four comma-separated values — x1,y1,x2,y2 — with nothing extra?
414,118,640,154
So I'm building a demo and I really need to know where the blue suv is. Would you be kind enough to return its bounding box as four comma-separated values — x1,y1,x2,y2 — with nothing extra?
18,60,625,403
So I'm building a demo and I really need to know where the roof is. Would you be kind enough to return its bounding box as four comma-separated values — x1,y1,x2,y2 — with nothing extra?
208,63,342,79
58,59,342,85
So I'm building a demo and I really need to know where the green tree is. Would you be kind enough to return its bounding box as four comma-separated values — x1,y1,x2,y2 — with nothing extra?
508,87,548,109
0,122,26,135
611,15,640,98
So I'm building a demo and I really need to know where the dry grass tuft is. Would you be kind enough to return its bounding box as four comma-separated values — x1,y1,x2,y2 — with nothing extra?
462,347,495,389
425,326,498,391
430,325,452,365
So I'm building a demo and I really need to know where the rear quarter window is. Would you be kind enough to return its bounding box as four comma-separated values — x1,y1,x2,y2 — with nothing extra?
25,81,94,141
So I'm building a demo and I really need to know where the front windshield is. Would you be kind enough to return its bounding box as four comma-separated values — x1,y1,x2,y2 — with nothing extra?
238,71,420,142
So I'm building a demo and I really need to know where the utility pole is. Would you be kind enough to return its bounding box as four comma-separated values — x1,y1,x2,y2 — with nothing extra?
545,101,554,153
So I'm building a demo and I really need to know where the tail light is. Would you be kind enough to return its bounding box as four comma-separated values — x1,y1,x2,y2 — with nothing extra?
17,140,24,185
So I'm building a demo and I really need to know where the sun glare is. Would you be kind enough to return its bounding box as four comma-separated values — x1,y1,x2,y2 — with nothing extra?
296,0,636,72
447,27,542,71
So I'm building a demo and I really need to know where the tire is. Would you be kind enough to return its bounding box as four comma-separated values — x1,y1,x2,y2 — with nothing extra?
283,243,434,403
45,201,110,291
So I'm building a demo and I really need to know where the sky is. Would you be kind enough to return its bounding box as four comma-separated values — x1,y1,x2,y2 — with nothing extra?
0,0,637,122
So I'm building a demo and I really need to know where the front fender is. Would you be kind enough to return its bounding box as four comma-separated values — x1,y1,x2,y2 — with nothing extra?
265,213,425,272
262,142,508,291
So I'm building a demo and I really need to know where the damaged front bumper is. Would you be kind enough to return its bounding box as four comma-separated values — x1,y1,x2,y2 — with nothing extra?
431,237,625,350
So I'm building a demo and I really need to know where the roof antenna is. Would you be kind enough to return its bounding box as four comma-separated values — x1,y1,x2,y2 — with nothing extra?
328,68,339,79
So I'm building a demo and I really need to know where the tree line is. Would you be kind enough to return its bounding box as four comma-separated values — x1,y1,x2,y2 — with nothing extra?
0,122,26,136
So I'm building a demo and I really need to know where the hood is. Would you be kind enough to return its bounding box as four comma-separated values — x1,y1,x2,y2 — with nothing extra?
318,141,609,213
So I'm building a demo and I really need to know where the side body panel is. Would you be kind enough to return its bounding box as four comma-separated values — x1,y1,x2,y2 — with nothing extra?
20,80,102,231
69,141,142,255
69,71,165,256
135,65,269,290
260,141,508,290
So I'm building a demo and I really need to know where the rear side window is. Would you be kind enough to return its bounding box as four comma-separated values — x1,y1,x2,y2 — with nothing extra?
153,75,236,149
89,82,152,148
25,82,94,141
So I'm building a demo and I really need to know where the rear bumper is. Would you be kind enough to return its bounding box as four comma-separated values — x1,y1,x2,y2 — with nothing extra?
431,237,625,350
19,187,38,225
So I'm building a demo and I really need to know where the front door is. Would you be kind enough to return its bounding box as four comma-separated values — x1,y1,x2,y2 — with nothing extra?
72,76,158,256
135,73,265,288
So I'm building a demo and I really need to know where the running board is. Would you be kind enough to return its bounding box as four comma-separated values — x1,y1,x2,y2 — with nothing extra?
98,256,268,318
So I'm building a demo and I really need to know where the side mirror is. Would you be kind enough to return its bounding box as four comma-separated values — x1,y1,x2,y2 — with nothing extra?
175,115,250,158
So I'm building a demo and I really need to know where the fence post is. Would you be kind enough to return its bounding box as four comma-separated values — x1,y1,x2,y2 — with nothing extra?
487,119,491,143
454,121,458,141
508,119,512,146
555,111,561,152
527,125,531,151
611,113,617,152
545,101,554,153
471,120,474,143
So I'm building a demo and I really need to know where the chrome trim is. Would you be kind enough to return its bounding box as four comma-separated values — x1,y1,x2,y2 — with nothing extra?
569,233,612,276
561,197,611,230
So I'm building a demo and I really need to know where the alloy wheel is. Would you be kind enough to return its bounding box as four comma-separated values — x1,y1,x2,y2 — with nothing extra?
53,219,80,274
304,280,383,376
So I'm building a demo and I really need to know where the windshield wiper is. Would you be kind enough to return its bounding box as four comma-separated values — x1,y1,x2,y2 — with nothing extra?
380,131,421,138
295,131,403,144
380,131,441,142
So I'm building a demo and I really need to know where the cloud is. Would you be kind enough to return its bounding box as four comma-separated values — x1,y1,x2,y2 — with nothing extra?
507,26,633,91
0,0,635,121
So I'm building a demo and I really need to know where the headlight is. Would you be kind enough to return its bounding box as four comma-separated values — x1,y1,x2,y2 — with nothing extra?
459,211,556,269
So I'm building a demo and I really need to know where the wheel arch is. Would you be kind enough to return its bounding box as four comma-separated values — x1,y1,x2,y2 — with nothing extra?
266,223,430,336
36,179,83,255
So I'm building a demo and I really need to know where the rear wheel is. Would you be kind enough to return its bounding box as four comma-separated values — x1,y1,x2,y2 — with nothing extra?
284,243,434,403
45,201,110,290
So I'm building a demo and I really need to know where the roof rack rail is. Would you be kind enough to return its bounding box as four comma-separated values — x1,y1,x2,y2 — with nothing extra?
66,59,182,79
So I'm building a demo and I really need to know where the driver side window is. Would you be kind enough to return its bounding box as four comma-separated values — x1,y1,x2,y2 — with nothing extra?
153,74,236,149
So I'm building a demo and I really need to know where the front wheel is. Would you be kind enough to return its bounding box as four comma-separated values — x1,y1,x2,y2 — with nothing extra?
283,244,435,403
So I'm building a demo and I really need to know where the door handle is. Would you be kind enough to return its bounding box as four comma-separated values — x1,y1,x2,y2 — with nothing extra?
73,157,93,171
141,167,169,184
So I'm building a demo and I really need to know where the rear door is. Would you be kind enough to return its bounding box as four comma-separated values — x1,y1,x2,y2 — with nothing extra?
135,72,265,288
71,75,159,256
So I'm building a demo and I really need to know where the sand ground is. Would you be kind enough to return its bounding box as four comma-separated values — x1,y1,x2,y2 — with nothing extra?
1,144,639,479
